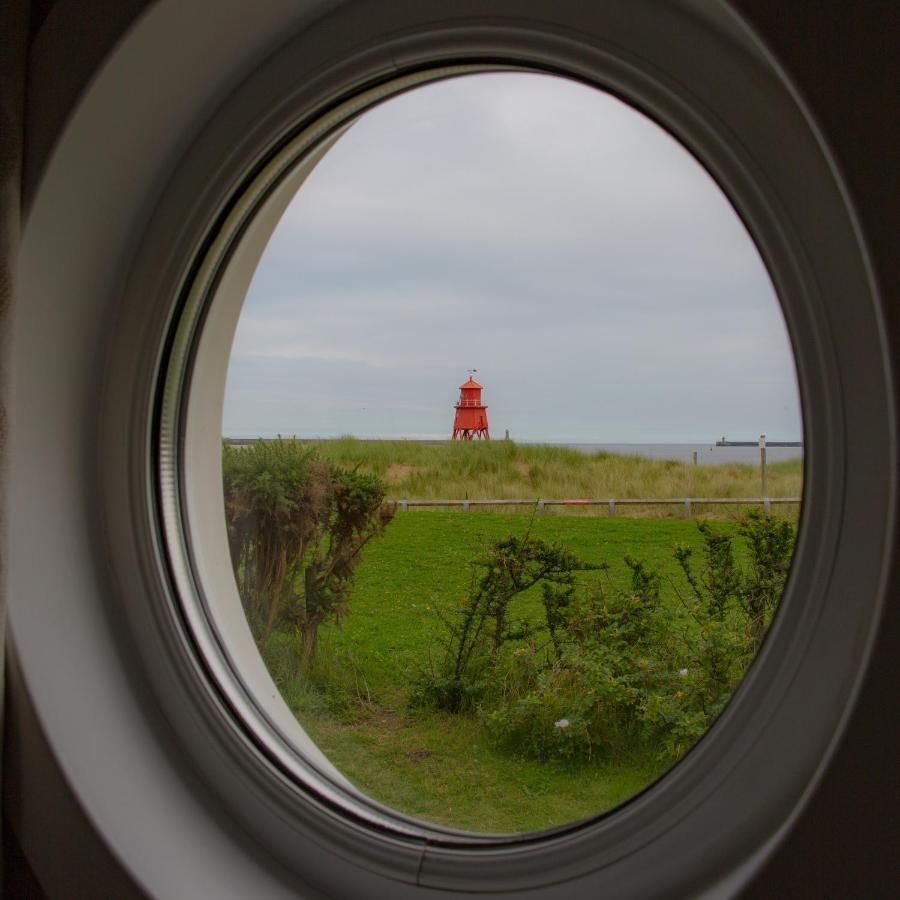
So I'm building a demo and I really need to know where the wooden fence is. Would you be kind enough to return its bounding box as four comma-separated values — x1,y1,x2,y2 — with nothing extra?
392,497,801,518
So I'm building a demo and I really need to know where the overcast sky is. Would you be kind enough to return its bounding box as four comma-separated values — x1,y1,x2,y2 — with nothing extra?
223,73,802,443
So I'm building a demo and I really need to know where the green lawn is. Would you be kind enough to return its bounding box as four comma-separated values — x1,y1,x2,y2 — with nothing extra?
266,510,750,833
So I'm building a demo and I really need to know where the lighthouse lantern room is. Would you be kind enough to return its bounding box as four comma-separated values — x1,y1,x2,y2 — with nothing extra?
451,372,490,440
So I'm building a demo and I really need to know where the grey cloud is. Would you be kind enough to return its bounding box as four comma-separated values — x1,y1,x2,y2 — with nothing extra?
224,73,801,443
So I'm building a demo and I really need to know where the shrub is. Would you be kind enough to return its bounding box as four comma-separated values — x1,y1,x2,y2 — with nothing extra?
411,531,595,712
736,511,795,644
416,510,796,765
640,511,796,758
223,438,394,658
482,557,665,761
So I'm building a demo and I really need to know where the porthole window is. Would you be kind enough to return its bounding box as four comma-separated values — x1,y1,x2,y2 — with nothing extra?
155,28,860,891
14,2,891,898
212,71,803,835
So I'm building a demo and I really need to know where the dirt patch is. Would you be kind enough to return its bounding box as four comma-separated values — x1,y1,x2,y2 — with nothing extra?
404,748,434,762
355,706,407,732
385,463,419,485
513,459,531,478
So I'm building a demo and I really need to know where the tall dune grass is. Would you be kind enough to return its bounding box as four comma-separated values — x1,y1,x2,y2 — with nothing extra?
273,438,802,519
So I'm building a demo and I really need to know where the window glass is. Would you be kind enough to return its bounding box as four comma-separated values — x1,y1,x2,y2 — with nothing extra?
221,73,802,833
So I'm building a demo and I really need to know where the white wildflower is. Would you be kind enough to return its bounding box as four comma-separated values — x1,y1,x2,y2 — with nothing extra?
679,668,689,677
554,718,570,729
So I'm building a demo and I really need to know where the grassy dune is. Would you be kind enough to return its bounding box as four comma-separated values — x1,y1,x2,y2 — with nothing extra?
305,438,802,518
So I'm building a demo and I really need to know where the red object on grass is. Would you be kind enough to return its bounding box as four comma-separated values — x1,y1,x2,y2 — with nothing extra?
451,376,490,440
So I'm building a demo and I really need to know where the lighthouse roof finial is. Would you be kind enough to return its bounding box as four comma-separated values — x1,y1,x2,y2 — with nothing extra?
460,369,483,390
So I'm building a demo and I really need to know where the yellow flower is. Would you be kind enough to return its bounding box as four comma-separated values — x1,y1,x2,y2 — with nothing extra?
676,690,684,699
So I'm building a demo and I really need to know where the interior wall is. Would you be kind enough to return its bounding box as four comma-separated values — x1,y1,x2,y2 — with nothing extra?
2,2,153,893
0,0,30,889
0,0,29,789
728,4,899,891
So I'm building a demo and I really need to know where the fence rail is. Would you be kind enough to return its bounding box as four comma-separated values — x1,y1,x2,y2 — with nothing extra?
392,497,801,517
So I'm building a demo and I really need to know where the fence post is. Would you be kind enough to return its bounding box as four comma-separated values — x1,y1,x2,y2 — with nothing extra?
692,450,698,466
399,500,408,512
763,497,771,516
462,499,469,512
608,499,616,517
537,499,545,515
760,433,768,497
684,498,692,519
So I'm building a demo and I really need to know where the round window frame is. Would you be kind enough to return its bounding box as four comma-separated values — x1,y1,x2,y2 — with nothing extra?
163,60,809,845
74,2,891,898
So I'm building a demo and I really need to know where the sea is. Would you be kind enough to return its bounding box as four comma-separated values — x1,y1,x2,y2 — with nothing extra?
224,434,803,466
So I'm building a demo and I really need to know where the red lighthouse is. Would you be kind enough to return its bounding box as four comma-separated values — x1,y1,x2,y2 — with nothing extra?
451,373,490,440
